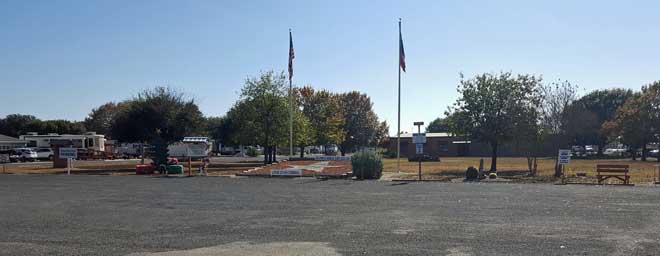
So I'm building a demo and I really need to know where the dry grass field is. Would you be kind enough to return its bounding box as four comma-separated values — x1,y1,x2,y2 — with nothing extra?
0,160,261,176
384,157,660,184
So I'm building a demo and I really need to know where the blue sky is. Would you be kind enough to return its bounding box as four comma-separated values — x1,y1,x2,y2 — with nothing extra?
1,0,659,134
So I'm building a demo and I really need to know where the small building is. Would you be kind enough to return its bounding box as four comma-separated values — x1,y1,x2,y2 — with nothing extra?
388,133,470,158
19,132,106,152
0,134,28,151
388,133,559,158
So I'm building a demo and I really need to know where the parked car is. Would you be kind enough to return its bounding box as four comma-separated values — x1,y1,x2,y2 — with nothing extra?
12,148,38,162
408,154,440,162
603,148,627,157
648,149,659,158
34,148,54,160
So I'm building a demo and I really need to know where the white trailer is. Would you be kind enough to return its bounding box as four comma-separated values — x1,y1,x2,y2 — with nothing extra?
168,137,212,159
19,132,106,152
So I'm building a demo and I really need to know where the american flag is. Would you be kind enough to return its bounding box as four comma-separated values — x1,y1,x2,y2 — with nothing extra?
289,30,295,81
399,25,406,72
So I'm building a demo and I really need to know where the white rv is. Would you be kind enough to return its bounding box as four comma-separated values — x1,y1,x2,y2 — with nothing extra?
168,137,212,159
19,132,106,152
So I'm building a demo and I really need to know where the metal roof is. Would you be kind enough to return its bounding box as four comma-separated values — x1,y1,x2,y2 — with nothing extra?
390,132,452,138
0,134,23,143
182,137,210,143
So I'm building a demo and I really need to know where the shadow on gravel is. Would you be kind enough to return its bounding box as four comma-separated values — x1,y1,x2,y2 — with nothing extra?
150,175,195,179
297,179,327,184
389,182,409,186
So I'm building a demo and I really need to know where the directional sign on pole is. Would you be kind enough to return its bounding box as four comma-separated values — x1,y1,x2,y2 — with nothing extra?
412,133,426,144
59,148,77,159
558,149,571,165
416,144,424,155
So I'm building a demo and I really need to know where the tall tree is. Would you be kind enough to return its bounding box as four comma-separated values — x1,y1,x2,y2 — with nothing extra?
426,117,451,133
111,87,204,144
296,86,344,152
338,91,381,155
450,72,542,172
84,102,129,137
569,88,633,155
231,71,289,164
603,81,660,161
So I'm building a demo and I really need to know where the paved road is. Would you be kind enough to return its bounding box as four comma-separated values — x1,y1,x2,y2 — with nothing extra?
1,176,659,255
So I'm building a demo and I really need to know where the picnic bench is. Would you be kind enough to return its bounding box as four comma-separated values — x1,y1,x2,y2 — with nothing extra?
596,164,630,185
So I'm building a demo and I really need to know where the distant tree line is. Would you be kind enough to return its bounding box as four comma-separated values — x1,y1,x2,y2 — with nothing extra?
1,70,388,165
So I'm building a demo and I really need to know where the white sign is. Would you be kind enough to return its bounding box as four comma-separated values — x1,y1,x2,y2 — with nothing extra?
416,144,424,155
314,156,351,161
558,149,571,165
59,148,78,159
271,169,302,176
413,133,427,144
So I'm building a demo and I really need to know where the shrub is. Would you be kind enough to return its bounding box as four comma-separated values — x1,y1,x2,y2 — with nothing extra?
246,147,259,157
351,151,383,180
465,166,478,181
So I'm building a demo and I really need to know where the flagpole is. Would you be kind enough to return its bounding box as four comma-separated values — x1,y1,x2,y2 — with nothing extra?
397,18,401,174
289,29,294,160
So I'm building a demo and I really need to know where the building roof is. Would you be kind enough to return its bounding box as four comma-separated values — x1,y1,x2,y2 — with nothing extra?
390,132,452,139
0,134,23,143
182,137,210,143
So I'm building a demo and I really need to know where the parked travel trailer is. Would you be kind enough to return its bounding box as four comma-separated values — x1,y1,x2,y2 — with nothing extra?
19,132,106,152
168,137,212,159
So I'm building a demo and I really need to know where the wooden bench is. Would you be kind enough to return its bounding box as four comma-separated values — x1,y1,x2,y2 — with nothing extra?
596,164,630,185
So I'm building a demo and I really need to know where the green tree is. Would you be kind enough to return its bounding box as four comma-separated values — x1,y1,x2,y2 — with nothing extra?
292,110,314,158
296,86,344,152
569,88,633,155
0,114,39,137
603,82,660,161
425,117,451,133
111,87,204,144
338,91,381,155
450,72,542,172
84,102,129,137
602,93,649,160
205,116,236,151
231,71,289,164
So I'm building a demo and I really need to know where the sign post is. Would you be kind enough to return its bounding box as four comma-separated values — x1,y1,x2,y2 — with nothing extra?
59,148,78,175
558,149,571,181
413,122,425,181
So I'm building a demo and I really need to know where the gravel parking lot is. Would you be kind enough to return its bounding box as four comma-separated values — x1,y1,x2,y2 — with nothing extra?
1,176,659,255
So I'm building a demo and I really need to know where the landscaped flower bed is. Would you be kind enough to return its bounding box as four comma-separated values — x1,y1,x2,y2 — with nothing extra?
237,160,352,177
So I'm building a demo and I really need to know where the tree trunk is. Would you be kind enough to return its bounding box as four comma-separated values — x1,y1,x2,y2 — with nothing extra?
263,146,269,164
554,159,562,177
642,142,647,162
272,146,277,162
299,146,304,158
490,142,498,173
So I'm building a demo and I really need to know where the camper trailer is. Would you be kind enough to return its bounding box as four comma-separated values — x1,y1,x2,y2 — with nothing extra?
168,137,212,159
19,132,106,152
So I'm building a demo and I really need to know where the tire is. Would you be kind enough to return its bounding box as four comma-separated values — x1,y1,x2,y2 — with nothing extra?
48,155,53,161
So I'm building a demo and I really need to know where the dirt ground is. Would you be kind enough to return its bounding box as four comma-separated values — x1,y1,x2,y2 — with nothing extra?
384,157,660,184
0,159,262,176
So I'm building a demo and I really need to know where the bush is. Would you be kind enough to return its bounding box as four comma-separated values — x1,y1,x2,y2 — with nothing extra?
246,147,259,157
465,166,478,181
351,151,383,180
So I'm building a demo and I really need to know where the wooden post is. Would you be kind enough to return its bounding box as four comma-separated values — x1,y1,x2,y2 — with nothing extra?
188,156,192,177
